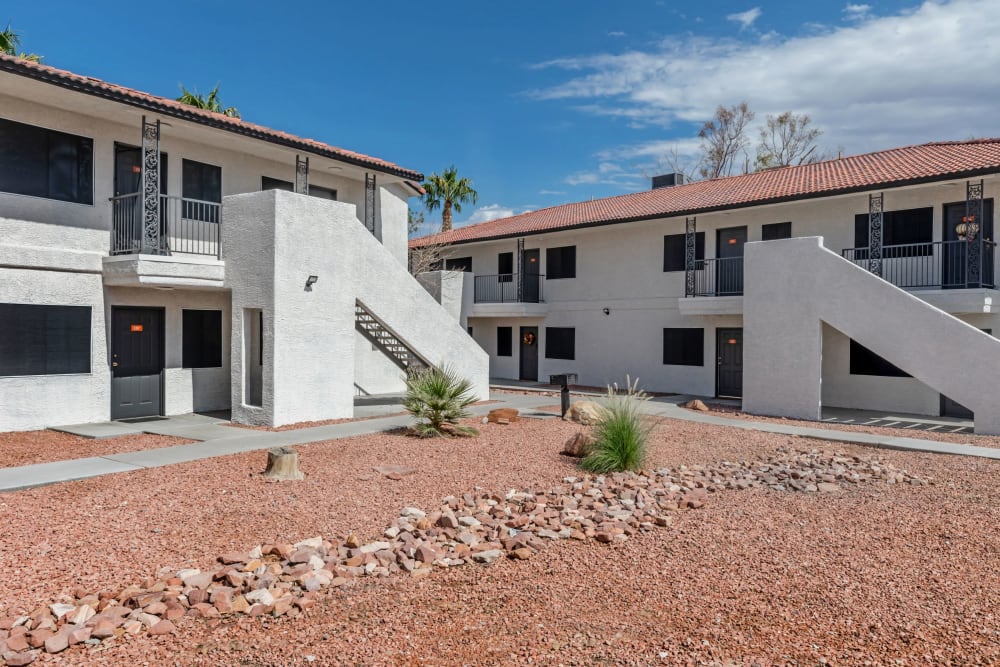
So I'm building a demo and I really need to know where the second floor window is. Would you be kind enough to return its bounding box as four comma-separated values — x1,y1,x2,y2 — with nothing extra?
546,246,577,279
183,159,222,222
0,117,93,205
664,232,705,271
854,207,932,257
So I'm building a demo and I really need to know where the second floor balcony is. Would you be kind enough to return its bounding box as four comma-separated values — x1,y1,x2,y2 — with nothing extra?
110,192,221,259
842,239,997,290
473,272,545,304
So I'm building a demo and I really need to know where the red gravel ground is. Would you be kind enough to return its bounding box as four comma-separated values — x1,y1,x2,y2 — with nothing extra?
700,404,1000,449
1,417,998,665
0,430,193,468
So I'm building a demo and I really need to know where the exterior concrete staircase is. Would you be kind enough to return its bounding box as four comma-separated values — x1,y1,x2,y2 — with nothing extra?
355,301,428,372
744,236,1000,434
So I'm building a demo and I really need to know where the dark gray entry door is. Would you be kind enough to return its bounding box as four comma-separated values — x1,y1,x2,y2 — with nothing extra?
519,326,538,381
111,307,165,420
716,226,747,296
521,249,541,302
716,328,743,398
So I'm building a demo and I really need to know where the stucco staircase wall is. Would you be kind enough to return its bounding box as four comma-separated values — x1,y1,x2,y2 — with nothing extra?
744,236,1000,434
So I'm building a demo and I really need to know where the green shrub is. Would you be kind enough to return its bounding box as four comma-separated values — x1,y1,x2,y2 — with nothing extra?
403,365,479,437
581,377,653,473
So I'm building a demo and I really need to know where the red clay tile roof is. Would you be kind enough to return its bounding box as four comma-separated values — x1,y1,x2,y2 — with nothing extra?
411,139,1000,247
0,54,423,182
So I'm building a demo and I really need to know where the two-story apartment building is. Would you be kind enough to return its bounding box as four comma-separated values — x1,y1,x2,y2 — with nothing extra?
412,141,1000,433
0,54,487,432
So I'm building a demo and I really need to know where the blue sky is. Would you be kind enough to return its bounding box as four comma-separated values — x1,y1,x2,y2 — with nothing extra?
8,1,999,232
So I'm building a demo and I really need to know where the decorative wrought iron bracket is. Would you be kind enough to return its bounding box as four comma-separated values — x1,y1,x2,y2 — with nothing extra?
364,173,377,235
295,155,309,195
868,193,883,278
966,179,984,286
684,217,697,297
516,237,525,302
140,116,161,254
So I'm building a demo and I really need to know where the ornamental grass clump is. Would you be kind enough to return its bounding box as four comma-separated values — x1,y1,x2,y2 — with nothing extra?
403,365,479,438
580,377,653,473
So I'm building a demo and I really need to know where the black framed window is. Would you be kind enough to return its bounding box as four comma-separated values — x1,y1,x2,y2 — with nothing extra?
444,256,472,272
854,207,933,257
182,310,223,369
261,176,293,191
546,246,576,279
663,328,704,366
849,339,910,377
664,232,705,271
0,118,93,205
762,222,792,241
309,184,337,200
183,159,222,222
545,327,575,360
0,304,91,376
497,326,513,357
498,252,513,282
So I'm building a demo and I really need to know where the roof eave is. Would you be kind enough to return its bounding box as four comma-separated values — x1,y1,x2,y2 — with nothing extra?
418,167,1000,247
0,58,424,182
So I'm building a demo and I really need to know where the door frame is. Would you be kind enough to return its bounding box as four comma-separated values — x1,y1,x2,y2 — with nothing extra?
715,327,744,399
110,306,166,420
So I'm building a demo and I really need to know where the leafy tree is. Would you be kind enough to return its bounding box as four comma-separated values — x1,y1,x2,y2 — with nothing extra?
697,101,755,179
176,84,240,118
754,111,823,170
0,23,41,62
422,166,478,232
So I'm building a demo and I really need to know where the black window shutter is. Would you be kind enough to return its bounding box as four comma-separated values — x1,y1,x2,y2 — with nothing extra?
0,304,91,376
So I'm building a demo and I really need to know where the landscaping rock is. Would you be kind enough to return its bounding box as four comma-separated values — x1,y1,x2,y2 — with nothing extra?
565,401,605,425
682,399,710,411
487,408,520,424
561,432,595,458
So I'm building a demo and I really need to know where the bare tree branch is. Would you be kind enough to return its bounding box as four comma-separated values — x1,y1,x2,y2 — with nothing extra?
755,112,824,170
697,101,755,179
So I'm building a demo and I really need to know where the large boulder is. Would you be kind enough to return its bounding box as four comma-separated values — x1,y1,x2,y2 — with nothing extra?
561,432,595,458
565,400,605,425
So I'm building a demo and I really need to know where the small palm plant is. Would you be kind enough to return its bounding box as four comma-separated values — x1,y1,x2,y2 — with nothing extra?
581,377,654,473
403,365,479,437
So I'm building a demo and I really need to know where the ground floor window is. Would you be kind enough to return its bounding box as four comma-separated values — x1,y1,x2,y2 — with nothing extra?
663,327,704,366
182,310,223,368
545,327,575,360
0,304,91,375
849,339,910,377
497,326,513,356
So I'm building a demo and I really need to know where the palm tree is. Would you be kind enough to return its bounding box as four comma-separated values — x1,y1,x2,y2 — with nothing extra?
0,23,41,62
176,84,240,118
422,166,478,232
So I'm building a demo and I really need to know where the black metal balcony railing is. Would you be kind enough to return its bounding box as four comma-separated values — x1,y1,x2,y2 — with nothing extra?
690,257,744,297
474,273,544,303
842,240,997,289
110,192,222,258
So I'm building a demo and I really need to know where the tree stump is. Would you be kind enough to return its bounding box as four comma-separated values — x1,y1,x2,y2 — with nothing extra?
262,447,303,481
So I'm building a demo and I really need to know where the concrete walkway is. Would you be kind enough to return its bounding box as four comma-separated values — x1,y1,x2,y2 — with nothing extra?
1,391,996,494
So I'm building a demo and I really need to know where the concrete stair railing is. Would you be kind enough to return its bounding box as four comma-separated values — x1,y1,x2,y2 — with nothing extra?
744,236,1000,435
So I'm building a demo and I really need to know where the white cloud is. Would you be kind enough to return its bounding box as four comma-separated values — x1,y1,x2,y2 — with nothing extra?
539,189,567,195
843,3,873,21
608,31,627,38
727,7,762,30
465,204,518,224
530,0,1000,168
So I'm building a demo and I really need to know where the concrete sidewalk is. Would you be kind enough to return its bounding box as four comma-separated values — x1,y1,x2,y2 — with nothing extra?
1,391,996,493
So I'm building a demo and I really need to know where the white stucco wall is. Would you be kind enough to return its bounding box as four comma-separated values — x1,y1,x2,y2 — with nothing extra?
0,268,109,431
744,236,1000,433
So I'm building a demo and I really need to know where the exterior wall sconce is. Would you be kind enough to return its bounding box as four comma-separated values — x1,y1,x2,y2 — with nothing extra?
305,275,319,290
602,307,611,316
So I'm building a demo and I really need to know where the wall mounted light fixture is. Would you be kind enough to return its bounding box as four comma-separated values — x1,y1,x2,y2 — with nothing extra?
305,275,319,289
602,307,611,316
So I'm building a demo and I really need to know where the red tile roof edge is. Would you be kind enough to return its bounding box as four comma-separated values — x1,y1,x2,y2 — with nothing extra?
0,54,423,183
410,138,1000,248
